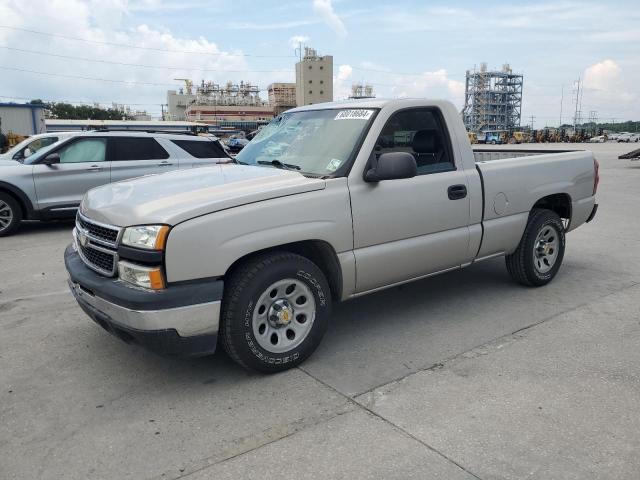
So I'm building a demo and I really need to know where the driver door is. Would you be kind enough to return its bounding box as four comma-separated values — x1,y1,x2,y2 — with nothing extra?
349,108,472,293
33,137,110,212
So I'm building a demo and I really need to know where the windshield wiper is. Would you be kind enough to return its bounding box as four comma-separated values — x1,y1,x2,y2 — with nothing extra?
257,159,301,171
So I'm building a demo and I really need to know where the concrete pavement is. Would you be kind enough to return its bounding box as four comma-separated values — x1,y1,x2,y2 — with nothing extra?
1,142,639,479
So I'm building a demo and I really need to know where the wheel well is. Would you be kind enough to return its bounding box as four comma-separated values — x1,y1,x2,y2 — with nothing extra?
225,240,343,302
532,193,572,221
0,186,28,218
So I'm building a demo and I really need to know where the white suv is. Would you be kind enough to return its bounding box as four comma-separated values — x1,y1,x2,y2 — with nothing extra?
0,131,230,236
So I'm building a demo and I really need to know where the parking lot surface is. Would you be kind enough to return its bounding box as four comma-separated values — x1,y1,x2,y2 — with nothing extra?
1,142,639,479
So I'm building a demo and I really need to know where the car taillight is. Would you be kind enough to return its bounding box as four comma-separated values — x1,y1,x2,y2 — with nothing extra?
593,158,600,195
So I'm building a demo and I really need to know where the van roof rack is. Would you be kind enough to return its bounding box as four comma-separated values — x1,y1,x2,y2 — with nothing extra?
87,128,198,136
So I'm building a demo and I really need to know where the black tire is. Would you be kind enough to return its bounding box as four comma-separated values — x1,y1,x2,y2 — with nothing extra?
0,192,22,237
220,251,331,373
505,209,565,287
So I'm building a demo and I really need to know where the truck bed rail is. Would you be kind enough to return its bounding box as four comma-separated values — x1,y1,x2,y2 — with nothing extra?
474,149,580,162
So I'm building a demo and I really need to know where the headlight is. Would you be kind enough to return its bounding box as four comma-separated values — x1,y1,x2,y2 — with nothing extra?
118,261,166,290
121,225,169,250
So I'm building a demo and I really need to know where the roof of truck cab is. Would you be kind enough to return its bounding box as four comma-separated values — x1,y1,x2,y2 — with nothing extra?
286,98,451,113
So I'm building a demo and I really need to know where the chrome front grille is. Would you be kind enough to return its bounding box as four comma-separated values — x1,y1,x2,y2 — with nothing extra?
74,213,122,277
76,213,120,246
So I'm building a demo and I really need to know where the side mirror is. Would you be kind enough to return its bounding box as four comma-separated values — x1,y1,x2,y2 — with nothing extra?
364,152,417,182
41,153,61,165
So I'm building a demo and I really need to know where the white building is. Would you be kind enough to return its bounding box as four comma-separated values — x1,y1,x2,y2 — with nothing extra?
295,47,333,106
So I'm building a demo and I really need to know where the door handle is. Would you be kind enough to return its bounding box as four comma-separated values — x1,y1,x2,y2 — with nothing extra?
158,161,174,167
448,184,467,200
86,165,102,171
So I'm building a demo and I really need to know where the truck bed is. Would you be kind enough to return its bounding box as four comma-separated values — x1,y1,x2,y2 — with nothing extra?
473,148,579,162
472,149,596,259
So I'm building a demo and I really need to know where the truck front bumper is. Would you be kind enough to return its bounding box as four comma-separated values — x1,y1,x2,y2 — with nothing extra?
65,245,223,357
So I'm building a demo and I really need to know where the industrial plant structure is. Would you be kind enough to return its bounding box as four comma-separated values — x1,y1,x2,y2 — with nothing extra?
462,63,523,134
168,80,272,130
267,83,297,116
349,83,375,99
164,45,335,130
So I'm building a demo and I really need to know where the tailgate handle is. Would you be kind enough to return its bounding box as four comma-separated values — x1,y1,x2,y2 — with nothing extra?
448,184,467,200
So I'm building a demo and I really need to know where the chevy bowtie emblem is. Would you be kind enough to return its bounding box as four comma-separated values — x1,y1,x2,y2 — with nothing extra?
79,232,89,247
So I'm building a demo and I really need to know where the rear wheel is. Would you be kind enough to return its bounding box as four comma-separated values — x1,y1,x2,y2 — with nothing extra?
506,209,565,286
0,193,22,237
220,251,331,373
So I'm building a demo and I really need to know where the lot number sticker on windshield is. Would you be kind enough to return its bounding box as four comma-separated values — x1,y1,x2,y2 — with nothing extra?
334,109,374,120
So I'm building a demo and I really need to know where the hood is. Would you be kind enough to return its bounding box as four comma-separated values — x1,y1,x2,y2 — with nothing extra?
81,164,325,226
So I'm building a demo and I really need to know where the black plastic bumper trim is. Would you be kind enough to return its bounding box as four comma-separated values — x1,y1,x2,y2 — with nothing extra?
76,293,217,357
65,244,223,311
586,203,598,223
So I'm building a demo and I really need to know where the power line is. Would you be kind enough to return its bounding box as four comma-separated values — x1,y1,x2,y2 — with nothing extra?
0,64,594,101
348,65,467,79
0,45,294,74
0,64,451,92
0,25,295,58
0,94,160,106
0,66,180,87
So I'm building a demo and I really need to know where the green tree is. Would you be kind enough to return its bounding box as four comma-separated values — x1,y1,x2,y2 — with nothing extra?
45,102,134,120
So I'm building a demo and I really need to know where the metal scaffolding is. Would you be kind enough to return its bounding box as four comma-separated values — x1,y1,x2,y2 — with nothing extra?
462,63,523,134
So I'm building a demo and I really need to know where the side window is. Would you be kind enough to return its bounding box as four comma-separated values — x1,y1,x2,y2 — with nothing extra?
171,139,228,158
58,139,107,164
375,108,455,175
25,137,58,157
110,137,170,161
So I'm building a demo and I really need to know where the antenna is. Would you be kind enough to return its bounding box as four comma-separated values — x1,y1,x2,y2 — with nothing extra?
559,85,563,127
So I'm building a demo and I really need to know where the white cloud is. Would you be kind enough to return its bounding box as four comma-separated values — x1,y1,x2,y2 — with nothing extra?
390,69,465,107
0,0,252,116
227,19,316,30
289,35,310,49
580,59,636,118
337,64,352,81
583,59,621,91
333,64,353,99
312,0,347,37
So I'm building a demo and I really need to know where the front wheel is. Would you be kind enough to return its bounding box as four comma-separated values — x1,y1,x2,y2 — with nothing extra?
220,251,331,373
505,209,565,287
0,193,22,237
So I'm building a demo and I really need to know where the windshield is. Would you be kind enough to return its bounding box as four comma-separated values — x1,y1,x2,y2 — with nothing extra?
236,108,376,176
3,135,57,161
23,137,71,165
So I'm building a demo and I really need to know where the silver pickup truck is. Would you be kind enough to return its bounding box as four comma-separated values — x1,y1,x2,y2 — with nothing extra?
65,99,599,372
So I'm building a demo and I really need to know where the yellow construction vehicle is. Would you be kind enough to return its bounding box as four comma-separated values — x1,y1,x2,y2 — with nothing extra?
6,132,27,148
509,131,531,144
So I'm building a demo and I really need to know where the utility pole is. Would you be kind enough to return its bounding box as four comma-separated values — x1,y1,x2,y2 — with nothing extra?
529,115,535,130
559,85,564,128
160,103,165,121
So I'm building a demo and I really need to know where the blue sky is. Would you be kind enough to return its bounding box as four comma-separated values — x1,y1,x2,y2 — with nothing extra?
1,0,638,125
